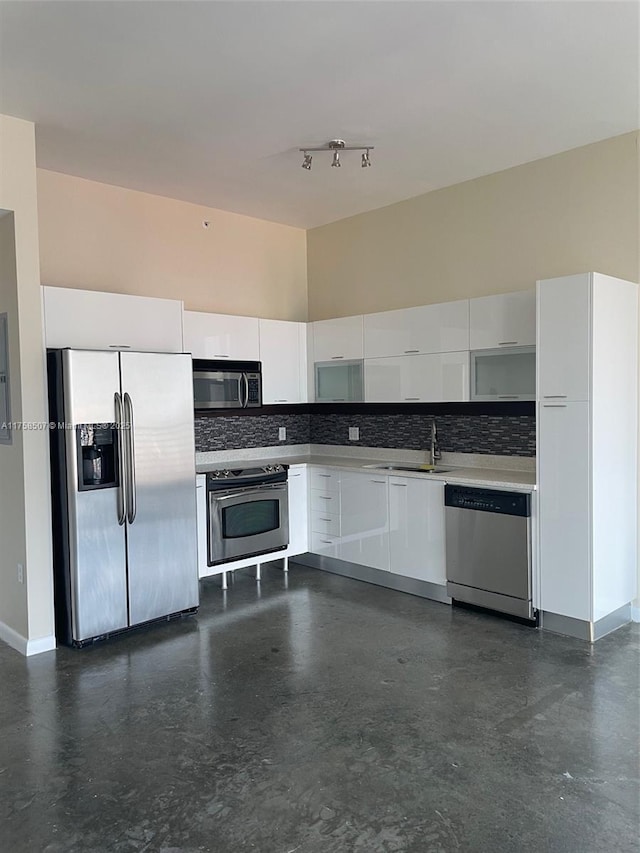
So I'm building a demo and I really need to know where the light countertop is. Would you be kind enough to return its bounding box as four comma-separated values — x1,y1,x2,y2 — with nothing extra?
196,446,536,492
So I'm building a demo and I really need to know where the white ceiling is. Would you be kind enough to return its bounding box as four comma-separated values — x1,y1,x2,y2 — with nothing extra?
1,1,638,229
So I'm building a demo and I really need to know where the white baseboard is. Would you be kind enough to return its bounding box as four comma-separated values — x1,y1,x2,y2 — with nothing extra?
26,635,56,655
631,607,640,623
0,620,56,656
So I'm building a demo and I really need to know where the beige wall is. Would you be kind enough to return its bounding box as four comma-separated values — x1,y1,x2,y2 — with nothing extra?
0,115,54,653
307,132,639,319
37,170,308,321
0,212,29,640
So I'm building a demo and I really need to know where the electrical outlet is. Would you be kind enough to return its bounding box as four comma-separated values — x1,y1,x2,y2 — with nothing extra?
17,563,24,584
278,426,286,441
349,426,360,441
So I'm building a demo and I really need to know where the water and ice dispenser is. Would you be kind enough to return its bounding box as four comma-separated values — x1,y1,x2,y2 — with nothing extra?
77,424,118,490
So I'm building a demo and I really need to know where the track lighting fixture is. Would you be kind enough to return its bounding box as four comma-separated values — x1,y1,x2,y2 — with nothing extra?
299,139,374,170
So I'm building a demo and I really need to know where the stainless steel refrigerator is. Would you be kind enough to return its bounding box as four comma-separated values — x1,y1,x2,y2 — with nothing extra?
48,348,199,647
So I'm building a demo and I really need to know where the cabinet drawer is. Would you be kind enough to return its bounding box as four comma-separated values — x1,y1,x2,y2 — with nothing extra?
311,511,341,536
309,468,340,492
310,489,340,513
310,532,340,556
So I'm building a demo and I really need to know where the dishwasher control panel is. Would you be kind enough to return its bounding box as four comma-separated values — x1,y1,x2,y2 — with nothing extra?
444,485,530,517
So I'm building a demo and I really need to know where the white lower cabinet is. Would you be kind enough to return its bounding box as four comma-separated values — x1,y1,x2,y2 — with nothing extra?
309,467,341,557
338,472,389,571
284,466,309,556
365,352,469,402
196,475,209,579
538,402,591,621
389,477,446,585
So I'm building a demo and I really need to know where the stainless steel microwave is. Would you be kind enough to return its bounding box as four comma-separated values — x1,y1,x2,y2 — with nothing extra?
192,360,262,410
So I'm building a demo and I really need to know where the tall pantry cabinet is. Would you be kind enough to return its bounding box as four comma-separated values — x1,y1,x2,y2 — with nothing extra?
537,273,638,640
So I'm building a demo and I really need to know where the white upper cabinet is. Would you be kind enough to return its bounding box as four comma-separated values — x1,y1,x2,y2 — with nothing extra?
43,286,184,353
364,300,470,358
365,352,469,403
469,290,536,350
259,319,306,404
537,275,590,401
183,311,260,361
311,315,364,362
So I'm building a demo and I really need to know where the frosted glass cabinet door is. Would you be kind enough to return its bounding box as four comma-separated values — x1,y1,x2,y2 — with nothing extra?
469,290,536,349
259,319,304,403
537,275,590,402
389,477,445,584
183,311,260,361
538,401,591,621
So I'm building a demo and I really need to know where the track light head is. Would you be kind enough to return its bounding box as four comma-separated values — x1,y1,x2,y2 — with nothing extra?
301,152,312,170
361,149,371,168
331,150,341,168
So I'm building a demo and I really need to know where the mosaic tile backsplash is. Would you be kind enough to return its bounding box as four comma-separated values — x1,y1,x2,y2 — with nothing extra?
195,410,536,456
195,413,311,452
310,412,536,456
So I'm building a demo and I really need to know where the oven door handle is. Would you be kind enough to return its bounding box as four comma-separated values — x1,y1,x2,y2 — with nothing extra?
210,483,287,501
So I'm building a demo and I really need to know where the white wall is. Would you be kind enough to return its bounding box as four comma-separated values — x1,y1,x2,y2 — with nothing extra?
0,115,55,655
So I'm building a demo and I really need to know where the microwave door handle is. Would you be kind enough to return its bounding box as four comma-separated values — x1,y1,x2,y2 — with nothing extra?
242,373,249,408
114,392,126,526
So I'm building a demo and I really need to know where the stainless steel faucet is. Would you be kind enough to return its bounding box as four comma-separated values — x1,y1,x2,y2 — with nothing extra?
429,420,441,467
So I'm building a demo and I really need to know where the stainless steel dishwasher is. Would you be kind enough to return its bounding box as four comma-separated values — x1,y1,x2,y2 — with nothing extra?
445,485,533,620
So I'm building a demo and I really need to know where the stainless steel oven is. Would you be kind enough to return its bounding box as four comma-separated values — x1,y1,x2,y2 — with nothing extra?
207,465,289,565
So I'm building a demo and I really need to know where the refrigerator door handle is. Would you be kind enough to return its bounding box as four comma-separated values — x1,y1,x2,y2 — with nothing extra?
114,392,126,526
123,392,137,524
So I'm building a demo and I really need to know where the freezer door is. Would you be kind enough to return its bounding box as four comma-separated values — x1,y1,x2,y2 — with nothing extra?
62,350,128,641
120,352,199,625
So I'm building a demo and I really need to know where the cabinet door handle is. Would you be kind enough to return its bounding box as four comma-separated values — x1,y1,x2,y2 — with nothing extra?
109,344,131,349
404,349,419,354
331,356,344,360
371,479,386,484
404,397,420,401
543,395,567,399
498,341,518,346
318,474,331,478
320,540,333,545
319,517,331,522
317,495,332,500
543,404,567,408
391,483,407,487
213,354,230,358
498,395,519,399
274,399,288,402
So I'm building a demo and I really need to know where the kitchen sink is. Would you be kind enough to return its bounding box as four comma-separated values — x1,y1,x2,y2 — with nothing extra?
365,464,451,474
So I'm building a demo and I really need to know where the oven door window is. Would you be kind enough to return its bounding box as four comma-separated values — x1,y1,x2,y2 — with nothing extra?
222,500,280,539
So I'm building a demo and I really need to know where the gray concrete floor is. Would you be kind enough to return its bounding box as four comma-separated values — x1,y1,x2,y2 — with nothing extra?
1,563,638,853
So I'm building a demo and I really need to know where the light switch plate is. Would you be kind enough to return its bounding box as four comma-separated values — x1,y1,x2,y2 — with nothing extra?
278,427,286,441
349,426,360,441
